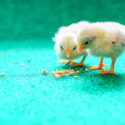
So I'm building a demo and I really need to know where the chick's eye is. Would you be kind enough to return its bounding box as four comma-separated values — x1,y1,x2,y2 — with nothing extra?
60,45,63,50
84,41,89,45
73,46,77,51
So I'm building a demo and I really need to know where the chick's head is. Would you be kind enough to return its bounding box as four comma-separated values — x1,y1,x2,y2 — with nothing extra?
54,33,78,59
77,27,96,53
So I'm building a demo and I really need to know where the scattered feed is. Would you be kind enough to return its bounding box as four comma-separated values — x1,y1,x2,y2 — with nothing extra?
14,60,17,64
74,76,78,79
85,68,88,71
27,58,31,62
21,63,24,66
42,70,48,75
27,66,30,69
0,73,5,76
43,68,82,79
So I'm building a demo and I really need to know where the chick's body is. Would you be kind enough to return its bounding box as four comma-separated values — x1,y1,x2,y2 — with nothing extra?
54,21,89,66
86,22,125,58
78,22,125,74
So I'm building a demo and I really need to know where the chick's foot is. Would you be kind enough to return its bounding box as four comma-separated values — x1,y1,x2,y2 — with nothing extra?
99,69,118,75
90,64,108,70
58,60,76,65
71,62,87,67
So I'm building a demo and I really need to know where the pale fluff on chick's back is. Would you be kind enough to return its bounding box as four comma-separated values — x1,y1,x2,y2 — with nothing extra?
67,21,89,33
58,21,89,34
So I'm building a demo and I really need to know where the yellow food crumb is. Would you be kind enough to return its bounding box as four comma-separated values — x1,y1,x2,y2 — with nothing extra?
27,66,29,69
85,68,88,71
0,73,5,76
74,76,78,79
61,70,65,75
55,74,61,79
42,70,48,75
21,63,24,66
14,60,17,64
70,72,75,75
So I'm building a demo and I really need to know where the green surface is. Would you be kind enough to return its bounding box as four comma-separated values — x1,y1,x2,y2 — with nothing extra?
0,0,125,125
0,41,125,125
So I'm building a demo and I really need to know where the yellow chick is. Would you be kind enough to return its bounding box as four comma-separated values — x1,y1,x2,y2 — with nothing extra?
53,21,89,67
77,22,125,75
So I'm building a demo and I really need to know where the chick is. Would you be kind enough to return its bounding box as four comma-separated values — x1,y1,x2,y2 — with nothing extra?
53,21,89,67
77,22,125,75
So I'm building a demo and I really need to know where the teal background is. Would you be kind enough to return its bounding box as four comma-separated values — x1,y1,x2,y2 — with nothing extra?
1,0,125,40
0,0,125,125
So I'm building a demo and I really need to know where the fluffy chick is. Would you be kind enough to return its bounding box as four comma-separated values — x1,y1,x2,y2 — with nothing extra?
53,21,89,67
77,22,125,75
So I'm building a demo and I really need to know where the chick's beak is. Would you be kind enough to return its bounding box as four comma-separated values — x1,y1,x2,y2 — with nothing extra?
78,45,86,53
66,50,71,59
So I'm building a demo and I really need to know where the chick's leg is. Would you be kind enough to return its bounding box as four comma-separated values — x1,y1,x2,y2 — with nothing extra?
99,58,118,75
71,55,87,67
90,58,108,70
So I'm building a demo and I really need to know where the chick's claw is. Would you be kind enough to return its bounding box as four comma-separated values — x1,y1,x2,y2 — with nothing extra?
90,63,108,70
58,60,76,65
65,60,75,65
90,65,105,70
103,64,108,66
71,62,87,67
99,70,118,75
58,60,66,63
